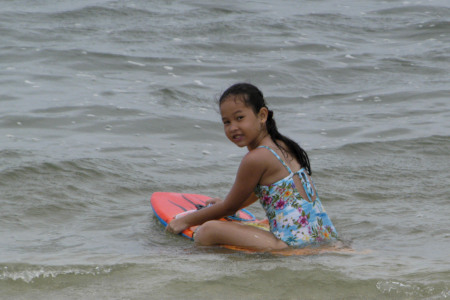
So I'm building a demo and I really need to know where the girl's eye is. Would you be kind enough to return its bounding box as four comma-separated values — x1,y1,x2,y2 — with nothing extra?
237,116,244,120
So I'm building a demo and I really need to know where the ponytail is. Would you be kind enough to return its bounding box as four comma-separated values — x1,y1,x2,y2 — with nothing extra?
219,83,312,175
266,110,312,175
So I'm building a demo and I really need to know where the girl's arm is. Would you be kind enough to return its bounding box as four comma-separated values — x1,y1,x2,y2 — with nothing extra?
206,192,257,208
166,150,266,234
240,192,258,208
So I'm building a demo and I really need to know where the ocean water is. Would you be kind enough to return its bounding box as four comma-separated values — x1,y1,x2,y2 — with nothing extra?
1,0,449,299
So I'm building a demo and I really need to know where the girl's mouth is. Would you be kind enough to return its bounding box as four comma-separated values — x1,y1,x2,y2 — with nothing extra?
232,134,244,142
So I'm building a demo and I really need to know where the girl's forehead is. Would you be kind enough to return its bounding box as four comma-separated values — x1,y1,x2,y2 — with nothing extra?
220,96,248,112
220,94,247,108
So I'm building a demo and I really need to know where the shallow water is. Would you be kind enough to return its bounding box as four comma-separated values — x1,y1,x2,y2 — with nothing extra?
1,0,449,299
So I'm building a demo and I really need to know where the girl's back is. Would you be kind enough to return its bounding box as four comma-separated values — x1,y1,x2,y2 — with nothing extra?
254,145,338,247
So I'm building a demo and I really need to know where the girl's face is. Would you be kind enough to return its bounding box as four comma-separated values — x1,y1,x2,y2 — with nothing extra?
220,95,268,150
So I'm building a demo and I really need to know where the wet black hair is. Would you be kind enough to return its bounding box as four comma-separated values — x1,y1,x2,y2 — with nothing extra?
219,83,312,175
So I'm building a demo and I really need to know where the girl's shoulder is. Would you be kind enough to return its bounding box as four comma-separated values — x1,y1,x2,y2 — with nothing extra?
243,146,292,186
234,148,272,185
242,147,280,170
245,146,273,160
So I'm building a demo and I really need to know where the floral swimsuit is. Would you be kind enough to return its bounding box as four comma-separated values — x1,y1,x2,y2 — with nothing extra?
254,146,338,247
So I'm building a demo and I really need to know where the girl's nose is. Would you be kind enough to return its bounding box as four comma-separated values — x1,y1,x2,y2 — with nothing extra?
228,122,238,131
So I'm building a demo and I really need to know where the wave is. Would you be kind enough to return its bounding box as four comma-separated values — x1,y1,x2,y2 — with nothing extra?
0,154,152,220
335,135,449,156
1,262,448,300
372,5,450,16
314,134,449,208
0,263,116,283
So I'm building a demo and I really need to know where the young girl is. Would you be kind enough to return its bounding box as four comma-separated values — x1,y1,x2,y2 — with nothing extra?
166,83,338,251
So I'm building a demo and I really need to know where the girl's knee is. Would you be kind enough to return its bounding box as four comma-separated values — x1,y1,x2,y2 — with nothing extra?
194,220,221,246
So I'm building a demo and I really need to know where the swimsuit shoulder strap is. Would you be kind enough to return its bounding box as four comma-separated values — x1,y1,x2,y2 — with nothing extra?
296,168,316,201
257,146,293,173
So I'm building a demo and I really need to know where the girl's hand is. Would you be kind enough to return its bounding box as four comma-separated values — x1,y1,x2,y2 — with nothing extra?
205,197,222,206
166,217,189,235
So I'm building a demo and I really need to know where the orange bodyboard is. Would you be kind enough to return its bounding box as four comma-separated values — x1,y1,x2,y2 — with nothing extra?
150,192,259,239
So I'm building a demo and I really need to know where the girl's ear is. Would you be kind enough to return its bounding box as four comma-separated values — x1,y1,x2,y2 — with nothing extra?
258,107,269,123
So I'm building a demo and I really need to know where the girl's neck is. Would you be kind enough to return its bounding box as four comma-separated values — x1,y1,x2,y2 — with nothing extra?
247,133,271,151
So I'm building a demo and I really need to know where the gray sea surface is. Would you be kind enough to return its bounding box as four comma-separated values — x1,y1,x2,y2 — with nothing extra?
1,0,449,299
